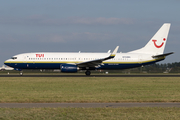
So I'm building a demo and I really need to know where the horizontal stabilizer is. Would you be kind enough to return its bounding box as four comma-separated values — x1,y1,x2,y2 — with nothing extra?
152,52,174,58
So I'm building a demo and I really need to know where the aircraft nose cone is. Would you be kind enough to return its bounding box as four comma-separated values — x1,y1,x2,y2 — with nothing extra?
4,61,8,65
4,59,11,65
4,59,15,68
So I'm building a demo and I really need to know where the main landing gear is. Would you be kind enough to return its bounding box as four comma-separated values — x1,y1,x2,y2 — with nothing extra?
85,70,91,76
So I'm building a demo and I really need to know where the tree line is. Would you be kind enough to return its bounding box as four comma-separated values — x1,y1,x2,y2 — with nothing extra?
129,62,180,73
103,62,180,73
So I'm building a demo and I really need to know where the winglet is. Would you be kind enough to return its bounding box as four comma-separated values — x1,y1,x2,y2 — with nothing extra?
110,46,119,57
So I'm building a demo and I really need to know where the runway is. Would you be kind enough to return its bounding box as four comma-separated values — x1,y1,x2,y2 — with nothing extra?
0,74,180,77
0,103,180,108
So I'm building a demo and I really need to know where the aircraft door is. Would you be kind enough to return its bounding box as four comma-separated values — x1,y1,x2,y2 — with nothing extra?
138,55,142,64
23,55,29,68
23,55,27,63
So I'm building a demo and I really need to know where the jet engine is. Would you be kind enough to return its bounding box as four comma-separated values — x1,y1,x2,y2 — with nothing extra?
60,64,78,73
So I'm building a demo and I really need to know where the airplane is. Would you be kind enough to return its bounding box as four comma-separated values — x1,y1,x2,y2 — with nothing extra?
0,65,14,71
4,23,173,76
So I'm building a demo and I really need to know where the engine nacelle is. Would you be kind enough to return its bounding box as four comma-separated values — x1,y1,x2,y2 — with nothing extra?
60,64,78,73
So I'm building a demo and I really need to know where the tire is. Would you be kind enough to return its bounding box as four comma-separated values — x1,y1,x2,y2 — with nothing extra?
85,70,91,76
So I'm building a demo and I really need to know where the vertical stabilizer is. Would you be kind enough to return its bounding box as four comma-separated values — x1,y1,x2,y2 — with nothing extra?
129,23,171,55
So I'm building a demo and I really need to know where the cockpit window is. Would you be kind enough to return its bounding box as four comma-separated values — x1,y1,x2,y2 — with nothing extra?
11,57,17,60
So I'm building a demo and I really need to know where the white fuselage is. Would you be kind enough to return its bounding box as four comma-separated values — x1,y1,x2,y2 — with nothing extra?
4,52,164,70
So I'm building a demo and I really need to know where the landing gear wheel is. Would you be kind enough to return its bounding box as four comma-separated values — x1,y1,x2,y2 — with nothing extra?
20,71,23,76
85,70,91,76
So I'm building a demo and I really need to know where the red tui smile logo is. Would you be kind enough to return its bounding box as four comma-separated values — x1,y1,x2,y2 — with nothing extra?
152,38,166,48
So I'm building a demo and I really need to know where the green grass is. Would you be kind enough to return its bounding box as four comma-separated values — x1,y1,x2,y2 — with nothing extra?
0,77,180,103
0,107,180,120
1,77,180,119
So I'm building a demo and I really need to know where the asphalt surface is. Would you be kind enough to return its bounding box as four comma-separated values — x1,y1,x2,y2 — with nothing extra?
0,74,180,77
0,103,180,108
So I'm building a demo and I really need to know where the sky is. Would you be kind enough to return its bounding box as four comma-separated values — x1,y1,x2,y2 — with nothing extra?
0,0,180,65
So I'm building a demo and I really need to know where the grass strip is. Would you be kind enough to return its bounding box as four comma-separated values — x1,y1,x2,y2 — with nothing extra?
0,107,180,120
0,77,180,103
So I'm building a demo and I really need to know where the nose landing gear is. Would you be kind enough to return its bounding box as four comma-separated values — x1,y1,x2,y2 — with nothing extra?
20,71,23,76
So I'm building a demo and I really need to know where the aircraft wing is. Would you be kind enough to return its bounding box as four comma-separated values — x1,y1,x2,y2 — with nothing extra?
76,46,119,67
